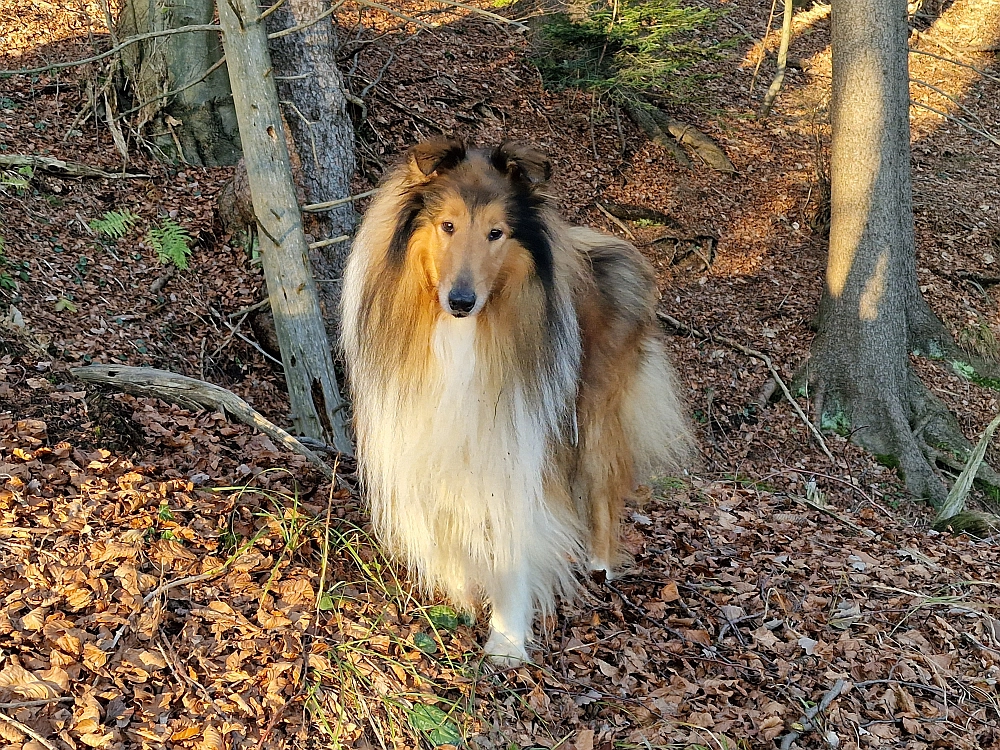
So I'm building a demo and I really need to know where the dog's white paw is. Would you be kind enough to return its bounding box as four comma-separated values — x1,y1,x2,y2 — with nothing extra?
484,630,530,668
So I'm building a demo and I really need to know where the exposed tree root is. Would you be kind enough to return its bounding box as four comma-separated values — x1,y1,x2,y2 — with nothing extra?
933,511,1000,536
800,352,1000,507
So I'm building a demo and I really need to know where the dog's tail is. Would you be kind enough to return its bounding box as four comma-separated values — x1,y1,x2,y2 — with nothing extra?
622,331,696,478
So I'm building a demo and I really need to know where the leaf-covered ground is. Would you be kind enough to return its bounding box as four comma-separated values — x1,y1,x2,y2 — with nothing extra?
2,0,1000,748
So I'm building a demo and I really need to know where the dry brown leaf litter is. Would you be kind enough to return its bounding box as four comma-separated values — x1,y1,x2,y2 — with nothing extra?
2,0,1000,747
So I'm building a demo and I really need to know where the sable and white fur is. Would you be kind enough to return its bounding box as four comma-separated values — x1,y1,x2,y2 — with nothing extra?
341,139,694,664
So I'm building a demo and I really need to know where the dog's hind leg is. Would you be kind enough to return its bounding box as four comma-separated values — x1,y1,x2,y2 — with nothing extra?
573,385,633,580
483,563,533,666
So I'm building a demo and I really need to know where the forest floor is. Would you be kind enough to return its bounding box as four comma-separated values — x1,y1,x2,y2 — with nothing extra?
1,0,1000,748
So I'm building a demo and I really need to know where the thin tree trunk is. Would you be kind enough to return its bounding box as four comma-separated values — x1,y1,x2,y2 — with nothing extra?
266,0,356,340
217,0,352,454
802,0,966,502
117,0,240,165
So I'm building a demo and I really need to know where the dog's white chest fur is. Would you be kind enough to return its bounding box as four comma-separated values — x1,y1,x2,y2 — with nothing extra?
361,315,579,612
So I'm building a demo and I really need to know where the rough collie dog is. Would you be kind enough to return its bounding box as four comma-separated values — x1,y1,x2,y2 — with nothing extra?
341,139,693,665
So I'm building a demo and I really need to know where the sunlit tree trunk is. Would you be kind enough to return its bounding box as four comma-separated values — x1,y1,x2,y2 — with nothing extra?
803,0,963,501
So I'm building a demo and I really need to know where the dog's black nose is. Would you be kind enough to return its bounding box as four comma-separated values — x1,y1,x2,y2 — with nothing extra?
448,286,477,316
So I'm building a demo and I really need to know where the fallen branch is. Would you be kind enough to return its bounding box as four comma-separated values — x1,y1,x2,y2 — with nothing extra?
308,234,352,250
910,78,989,130
621,100,691,168
657,312,835,462
908,48,1000,86
779,679,846,750
0,154,148,179
71,364,346,473
2,24,221,76
646,108,736,173
795,481,877,538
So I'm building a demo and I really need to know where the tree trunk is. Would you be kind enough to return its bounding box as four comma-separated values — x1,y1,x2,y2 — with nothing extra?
217,0,352,454
265,0,357,339
801,0,966,502
118,0,240,166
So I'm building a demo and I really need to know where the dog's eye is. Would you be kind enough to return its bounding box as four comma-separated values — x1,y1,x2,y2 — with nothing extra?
441,221,455,234
488,228,504,241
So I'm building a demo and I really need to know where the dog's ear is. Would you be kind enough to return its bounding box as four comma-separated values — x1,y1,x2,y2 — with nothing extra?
408,138,467,177
491,142,551,186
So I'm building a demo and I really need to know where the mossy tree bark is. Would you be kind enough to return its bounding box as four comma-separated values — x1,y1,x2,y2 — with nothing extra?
117,0,240,165
800,0,970,502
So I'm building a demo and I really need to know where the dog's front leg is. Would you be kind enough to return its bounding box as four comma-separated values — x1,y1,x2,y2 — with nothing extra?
483,564,533,666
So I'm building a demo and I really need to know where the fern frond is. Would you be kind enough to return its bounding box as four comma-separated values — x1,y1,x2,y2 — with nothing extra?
89,209,139,239
148,219,192,270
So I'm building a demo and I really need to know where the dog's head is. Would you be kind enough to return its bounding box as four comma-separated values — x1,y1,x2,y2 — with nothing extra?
391,138,553,318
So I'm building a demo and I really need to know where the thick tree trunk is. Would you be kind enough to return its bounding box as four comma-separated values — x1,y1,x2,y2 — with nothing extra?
265,0,357,338
217,0,352,454
801,0,966,502
118,0,240,165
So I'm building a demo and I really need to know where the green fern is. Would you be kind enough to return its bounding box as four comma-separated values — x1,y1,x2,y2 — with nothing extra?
148,218,192,270
89,209,139,239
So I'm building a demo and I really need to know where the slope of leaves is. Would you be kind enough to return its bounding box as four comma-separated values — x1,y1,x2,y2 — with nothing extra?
2,0,1000,747
1,388,999,749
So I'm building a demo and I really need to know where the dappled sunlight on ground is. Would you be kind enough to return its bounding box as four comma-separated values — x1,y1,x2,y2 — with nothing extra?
0,0,118,61
909,0,1000,138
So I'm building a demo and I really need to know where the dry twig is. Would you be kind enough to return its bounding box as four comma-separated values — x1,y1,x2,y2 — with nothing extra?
657,312,835,462
0,711,58,750
910,101,1000,148
779,679,846,749
303,188,378,213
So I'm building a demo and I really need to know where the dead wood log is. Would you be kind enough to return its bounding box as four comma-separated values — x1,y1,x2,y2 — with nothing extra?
621,100,691,167
71,364,345,476
217,0,352,453
0,154,148,179
645,108,736,173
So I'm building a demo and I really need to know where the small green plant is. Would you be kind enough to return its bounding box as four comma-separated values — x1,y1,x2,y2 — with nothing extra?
533,0,725,98
0,165,32,195
958,321,1000,362
89,209,139,239
0,235,9,291
148,218,192,270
